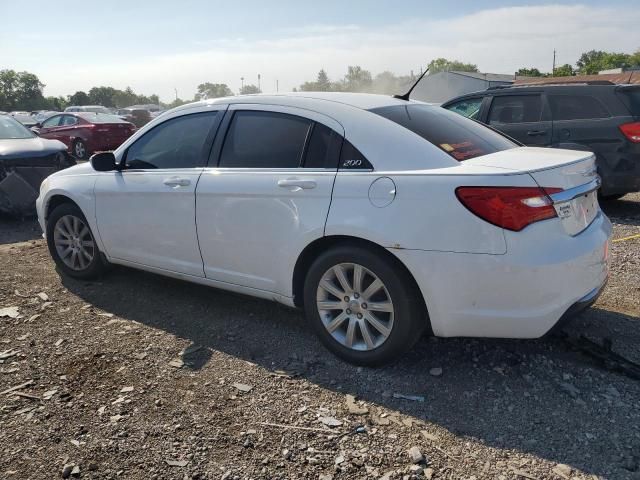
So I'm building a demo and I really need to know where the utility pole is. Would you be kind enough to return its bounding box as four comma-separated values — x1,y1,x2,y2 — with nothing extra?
258,74,261,91
276,79,279,92
240,77,245,90
552,49,556,76
174,88,178,101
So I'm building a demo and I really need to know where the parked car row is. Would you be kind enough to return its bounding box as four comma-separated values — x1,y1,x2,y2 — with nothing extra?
4,110,137,160
442,83,640,198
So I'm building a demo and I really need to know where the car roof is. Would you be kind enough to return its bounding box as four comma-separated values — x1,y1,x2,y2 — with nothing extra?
175,92,422,114
441,83,625,105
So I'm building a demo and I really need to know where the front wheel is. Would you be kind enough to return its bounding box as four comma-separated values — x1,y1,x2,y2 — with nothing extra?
46,203,107,279
303,246,425,366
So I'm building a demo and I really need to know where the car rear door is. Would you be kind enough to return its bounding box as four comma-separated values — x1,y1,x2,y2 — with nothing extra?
486,92,552,146
94,108,224,276
195,104,343,296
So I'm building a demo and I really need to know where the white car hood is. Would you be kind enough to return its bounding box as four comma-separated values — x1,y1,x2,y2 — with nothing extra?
49,161,97,178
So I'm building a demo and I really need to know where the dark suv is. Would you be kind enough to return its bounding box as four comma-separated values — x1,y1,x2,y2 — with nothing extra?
441,84,640,198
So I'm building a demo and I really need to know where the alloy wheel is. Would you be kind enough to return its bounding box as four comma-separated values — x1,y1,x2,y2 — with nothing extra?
316,262,394,351
74,141,86,158
53,214,95,271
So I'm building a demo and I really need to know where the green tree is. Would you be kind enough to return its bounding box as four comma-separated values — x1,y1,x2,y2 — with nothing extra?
44,96,68,111
630,49,640,67
516,67,544,77
342,65,372,92
68,91,90,106
88,86,117,107
194,83,233,100
239,84,261,95
371,71,402,94
553,64,575,77
576,50,633,74
299,69,334,92
0,70,47,111
428,58,478,74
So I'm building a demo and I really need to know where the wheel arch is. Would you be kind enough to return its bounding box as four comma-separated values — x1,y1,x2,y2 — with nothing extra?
291,235,433,335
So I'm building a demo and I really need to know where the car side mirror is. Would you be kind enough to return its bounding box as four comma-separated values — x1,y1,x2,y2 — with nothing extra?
30,126,40,135
90,152,118,171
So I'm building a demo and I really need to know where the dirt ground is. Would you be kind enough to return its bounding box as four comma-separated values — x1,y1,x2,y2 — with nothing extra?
1,194,639,480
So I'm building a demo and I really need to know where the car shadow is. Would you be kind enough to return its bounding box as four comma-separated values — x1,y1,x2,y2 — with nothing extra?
61,266,640,478
0,214,42,245
601,195,640,227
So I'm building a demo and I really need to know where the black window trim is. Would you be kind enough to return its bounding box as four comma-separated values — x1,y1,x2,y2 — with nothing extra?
210,109,345,171
121,109,225,171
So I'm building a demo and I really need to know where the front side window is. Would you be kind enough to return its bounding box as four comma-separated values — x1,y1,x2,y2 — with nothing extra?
548,95,610,120
445,97,483,120
488,95,543,124
125,112,219,169
371,104,516,162
219,111,312,168
42,115,61,128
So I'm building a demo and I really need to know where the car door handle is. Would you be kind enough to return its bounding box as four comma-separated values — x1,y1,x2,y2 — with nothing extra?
527,130,547,136
277,178,317,190
163,177,191,187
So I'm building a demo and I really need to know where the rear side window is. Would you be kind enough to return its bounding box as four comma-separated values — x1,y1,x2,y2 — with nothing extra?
219,111,312,168
548,95,610,120
125,112,219,169
371,104,516,161
303,123,342,169
616,87,640,115
488,95,543,124
444,97,483,120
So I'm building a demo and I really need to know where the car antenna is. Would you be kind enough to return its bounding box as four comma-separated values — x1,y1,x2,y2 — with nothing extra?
393,67,430,101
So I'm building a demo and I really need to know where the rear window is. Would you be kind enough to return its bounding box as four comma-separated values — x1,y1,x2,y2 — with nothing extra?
548,95,610,120
371,104,516,161
77,113,128,124
617,87,640,116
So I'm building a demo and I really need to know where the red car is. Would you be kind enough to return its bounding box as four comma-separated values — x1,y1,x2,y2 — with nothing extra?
37,112,136,159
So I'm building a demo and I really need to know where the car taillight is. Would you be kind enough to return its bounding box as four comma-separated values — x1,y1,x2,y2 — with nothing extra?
619,121,640,143
455,186,563,232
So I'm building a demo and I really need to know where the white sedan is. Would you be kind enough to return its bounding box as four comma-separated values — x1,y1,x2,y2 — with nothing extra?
37,93,611,365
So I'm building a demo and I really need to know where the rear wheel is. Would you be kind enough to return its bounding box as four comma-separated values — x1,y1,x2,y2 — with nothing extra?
303,246,425,366
73,139,88,160
46,203,107,279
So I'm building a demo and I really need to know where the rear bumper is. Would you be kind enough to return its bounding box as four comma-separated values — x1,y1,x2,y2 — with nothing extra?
390,212,612,339
545,276,607,336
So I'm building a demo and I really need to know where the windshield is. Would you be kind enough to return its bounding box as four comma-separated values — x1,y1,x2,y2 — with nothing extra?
0,115,35,139
370,104,517,161
77,113,129,124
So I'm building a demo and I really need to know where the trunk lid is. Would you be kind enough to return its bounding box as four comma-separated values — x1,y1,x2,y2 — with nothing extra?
465,147,601,236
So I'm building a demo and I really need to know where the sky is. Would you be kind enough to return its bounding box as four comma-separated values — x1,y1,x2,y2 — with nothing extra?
1,0,639,102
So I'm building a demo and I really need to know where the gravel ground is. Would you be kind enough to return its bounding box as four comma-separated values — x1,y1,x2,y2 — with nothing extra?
0,193,639,480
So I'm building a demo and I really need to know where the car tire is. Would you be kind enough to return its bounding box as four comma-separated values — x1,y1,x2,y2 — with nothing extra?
303,245,425,366
46,203,107,279
72,139,88,160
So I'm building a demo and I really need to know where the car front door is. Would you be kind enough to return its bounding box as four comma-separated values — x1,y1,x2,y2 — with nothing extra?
38,115,63,142
55,115,79,148
94,108,224,276
195,104,343,296
486,93,552,146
